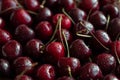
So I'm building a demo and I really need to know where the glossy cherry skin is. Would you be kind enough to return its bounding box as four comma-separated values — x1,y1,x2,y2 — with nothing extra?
24,0,40,11
45,42,65,64
0,59,11,76
57,76,75,80
25,39,44,59
15,75,33,80
70,39,92,61
0,29,12,46
103,74,119,80
57,57,81,77
10,8,32,27
79,62,103,80
0,17,5,29
89,11,107,30
37,64,55,80
52,14,71,30
95,53,116,75
79,0,99,13
13,57,34,75
2,40,22,61
15,24,35,44
35,21,53,41
68,8,87,23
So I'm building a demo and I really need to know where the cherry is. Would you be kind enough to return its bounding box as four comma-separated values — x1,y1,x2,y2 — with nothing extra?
89,11,107,30
35,21,53,41
95,53,116,75
68,8,87,23
103,74,119,80
57,76,75,80
0,17,5,29
0,59,11,76
45,0,58,8
10,8,32,27
102,4,119,19
2,40,22,61
24,0,40,11
37,64,55,80
52,14,71,30
57,57,80,77
15,75,33,80
70,39,92,61
0,29,12,46
79,0,99,13
79,62,103,80
13,57,34,75
99,0,115,6
25,39,44,59
44,42,65,64
15,24,35,44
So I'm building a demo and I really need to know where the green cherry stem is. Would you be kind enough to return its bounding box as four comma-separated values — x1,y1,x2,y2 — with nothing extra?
105,15,110,31
67,66,73,77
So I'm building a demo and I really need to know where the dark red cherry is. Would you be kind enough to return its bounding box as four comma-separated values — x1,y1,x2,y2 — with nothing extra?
79,62,103,80
57,76,75,80
79,0,99,13
0,17,5,29
99,0,115,6
70,39,92,61
13,57,34,75
103,74,119,80
37,64,55,80
25,39,44,59
0,29,12,46
10,8,32,27
45,0,58,8
2,40,22,61
57,57,81,77
102,4,119,19
37,7,52,22
15,75,33,80
0,59,11,76
89,11,107,30
35,21,53,41
95,53,116,74
15,24,35,44
45,42,65,64
52,14,71,30
68,8,87,23
24,0,40,11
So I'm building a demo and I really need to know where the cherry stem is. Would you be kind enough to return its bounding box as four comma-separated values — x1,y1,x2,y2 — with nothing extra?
0,7,15,14
116,32,120,40
27,10,38,15
14,0,23,8
62,8,75,24
114,42,120,64
86,8,93,21
76,33,92,38
62,31,70,57
67,66,73,77
89,57,92,62
40,0,46,8
80,21,109,51
105,15,110,31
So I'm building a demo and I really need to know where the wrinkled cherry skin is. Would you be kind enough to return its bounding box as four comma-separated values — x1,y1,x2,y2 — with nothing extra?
44,42,65,64
24,0,40,11
2,40,22,61
57,57,81,77
15,75,33,80
103,74,119,80
57,76,75,80
70,39,92,61
0,17,5,29
0,59,11,76
10,8,32,27
52,14,71,30
0,29,12,46
95,53,116,75
89,11,107,30
79,0,99,13
79,62,103,80
35,21,53,41
68,8,87,23
102,4,119,19
37,64,55,80
13,57,34,75
25,39,44,59
15,24,35,44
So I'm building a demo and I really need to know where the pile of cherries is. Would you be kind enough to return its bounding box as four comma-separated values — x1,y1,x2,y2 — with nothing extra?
1,0,120,80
